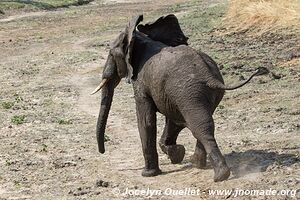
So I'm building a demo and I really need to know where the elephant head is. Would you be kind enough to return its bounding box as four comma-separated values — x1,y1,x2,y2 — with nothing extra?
91,15,143,153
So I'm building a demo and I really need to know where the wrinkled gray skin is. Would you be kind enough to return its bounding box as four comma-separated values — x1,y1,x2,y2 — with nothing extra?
95,14,269,182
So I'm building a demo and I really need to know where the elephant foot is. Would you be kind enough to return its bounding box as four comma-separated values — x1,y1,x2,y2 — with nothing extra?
213,164,230,182
142,168,162,177
208,149,230,182
160,143,185,164
190,153,206,169
166,145,185,164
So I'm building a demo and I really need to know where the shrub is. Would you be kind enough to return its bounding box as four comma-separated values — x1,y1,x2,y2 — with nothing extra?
11,115,26,125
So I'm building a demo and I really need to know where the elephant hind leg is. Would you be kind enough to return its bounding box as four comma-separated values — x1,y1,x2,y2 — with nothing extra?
190,140,207,169
184,107,230,182
159,118,185,164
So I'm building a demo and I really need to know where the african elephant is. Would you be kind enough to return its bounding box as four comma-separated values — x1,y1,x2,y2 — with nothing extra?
91,14,269,182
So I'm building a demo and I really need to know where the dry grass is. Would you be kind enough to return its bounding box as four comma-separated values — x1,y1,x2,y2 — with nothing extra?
222,0,300,35
279,58,300,67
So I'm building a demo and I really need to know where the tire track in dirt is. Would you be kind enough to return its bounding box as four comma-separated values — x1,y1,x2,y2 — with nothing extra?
0,11,49,22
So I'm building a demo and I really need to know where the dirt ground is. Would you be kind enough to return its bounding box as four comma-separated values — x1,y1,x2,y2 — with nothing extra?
0,0,299,199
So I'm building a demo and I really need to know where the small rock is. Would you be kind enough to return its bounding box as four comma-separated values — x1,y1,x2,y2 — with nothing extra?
271,72,281,79
258,79,267,84
239,75,245,81
53,160,77,169
232,63,244,69
284,177,300,184
69,187,91,196
96,180,109,187
270,181,277,185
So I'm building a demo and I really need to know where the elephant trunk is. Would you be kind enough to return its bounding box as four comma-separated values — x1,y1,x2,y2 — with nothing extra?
96,80,115,154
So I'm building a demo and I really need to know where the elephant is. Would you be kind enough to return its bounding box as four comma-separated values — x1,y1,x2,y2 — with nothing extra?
91,14,269,182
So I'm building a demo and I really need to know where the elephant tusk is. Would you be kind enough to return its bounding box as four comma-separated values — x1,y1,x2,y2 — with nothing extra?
90,79,108,95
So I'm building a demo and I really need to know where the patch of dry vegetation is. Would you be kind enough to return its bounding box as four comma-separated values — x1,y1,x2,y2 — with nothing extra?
279,58,300,67
222,0,300,35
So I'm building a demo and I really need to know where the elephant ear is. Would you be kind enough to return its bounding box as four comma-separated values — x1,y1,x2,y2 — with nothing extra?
137,14,188,46
125,15,143,81
109,15,143,81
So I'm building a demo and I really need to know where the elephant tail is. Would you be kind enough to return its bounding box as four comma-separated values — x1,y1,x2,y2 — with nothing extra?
206,67,269,90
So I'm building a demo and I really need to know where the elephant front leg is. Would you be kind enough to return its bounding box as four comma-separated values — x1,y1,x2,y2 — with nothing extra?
190,140,207,169
159,118,185,164
136,98,161,177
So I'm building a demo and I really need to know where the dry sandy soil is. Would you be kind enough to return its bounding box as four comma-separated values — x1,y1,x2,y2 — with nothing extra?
0,0,299,199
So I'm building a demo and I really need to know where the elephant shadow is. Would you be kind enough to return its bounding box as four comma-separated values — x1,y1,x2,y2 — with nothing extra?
160,149,299,179
224,149,299,179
